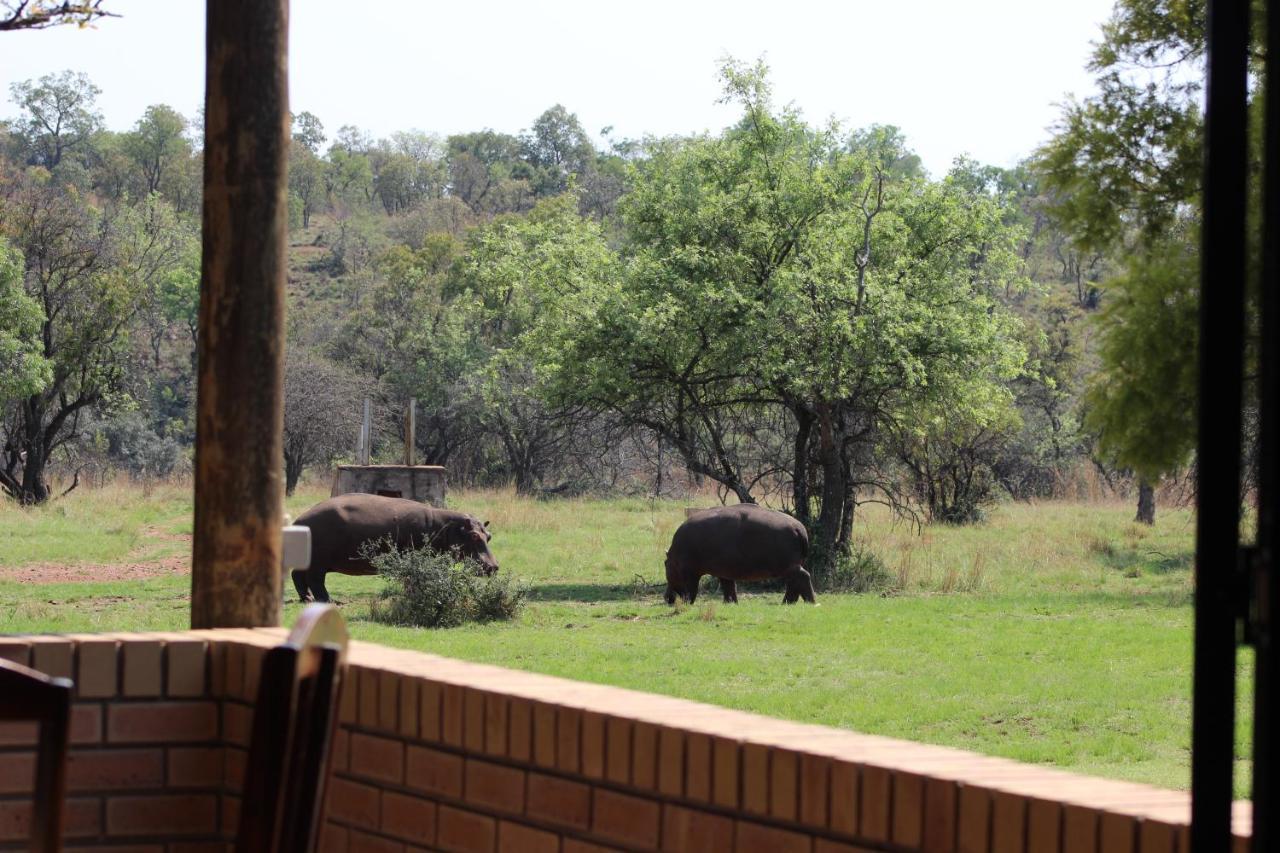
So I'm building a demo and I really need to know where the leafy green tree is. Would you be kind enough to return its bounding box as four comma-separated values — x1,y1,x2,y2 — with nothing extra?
122,104,190,196
1036,0,1215,522
292,110,326,153
522,104,595,196
8,70,102,169
0,237,52,405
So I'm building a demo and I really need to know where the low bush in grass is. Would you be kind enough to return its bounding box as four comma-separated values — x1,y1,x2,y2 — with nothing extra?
367,544,527,628
811,546,896,594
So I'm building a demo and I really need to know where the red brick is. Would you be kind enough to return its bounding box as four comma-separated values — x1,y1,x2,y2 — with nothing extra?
484,694,508,757
340,669,359,725
1138,820,1178,853
497,821,558,853
830,762,858,835
350,733,405,785
533,703,556,768
348,829,403,853
891,772,923,848
557,707,581,773
406,745,463,798
399,676,419,739
332,728,351,773
563,842,617,853
958,786,991,853
860,765,891,842
1101,812,1136,853
75,638,119,698
359,668,380,728
508,699,532,763
0,751,34,793
30,637,74,679
464,689,486,752
223,701,253,747
662,803,734,853
606,716,632,785
68,748,164,791
241,646,264,703
321,823,350,853
419,682,442,742
465,760,525,814
166,639,208,698
657,728,683,797
581,711,605,779
168,747,224,788
735,820,811,853
71,703,102,744
992,791,1026,853
224,747,247,793
166,844,225,853
770,749,798,821
526,772,590,831
381,791,436,844
593,788,660,850
713,737,740,809
814,842,869,853
108,702,217,743
0,721,37,747
379,671,400,732
222,794,240,836
106,794,218,836
800,754,828,827
632,721,657,790
685,733,711,803
437,806,496,853
923,778,958,852
741,743,769,815
1063,805,1099,853
328,778,381,831
0,797,100,841
442,684,465,746
0,640,31,666
1028,798,1062,853
122,638,164,697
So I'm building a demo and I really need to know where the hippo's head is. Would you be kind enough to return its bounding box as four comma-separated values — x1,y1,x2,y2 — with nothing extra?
455,516,498,575
663,552,683,605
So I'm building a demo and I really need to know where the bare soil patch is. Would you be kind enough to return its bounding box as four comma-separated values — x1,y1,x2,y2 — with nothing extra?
0,555,189,584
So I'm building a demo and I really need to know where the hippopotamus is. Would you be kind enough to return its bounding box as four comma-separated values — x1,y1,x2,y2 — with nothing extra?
664,504,815,605
291,493,497,603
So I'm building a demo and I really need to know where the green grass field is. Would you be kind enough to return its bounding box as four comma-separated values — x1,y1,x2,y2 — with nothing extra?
0,482,1250,796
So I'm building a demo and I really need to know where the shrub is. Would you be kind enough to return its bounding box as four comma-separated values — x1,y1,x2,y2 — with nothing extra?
367,544,527,628
811,546,896,595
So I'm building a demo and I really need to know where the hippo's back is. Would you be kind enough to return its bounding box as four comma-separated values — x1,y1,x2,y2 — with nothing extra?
669,504,808,580
296,493,431,571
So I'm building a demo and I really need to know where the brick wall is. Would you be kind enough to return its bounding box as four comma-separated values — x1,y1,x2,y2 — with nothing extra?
0,632,1252,852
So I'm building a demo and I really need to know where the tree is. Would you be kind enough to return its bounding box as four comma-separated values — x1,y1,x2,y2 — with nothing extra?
1036,0,1213,523
0,173,190,503
289,143,326,229
8,70,102,168
122,104,190,196
0,1,116,31
0,237,51,406
522,104,595,196
283,347,366,495
292,110,326,153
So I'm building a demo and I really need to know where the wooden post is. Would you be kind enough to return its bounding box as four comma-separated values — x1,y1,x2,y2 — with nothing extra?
405,398,416,466
361,398,372,466
191,0,290,629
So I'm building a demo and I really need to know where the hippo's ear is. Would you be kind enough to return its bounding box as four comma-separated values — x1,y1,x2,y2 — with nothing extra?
483,520,490,528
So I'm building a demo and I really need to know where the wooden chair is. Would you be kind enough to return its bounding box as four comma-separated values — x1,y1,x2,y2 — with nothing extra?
0,658,73,853
235,604,349,853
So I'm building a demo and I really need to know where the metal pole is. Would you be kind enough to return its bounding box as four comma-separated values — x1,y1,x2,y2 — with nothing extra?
1252,0,1280,847
191,0,290,629
1192,0,1250,847
406,398,416,467
362,398,372,466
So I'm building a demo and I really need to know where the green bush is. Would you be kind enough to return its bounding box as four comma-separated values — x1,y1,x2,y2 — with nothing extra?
811,546,896,595
367,544,527,628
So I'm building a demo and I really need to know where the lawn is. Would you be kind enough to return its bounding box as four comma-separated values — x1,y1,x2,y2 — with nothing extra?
0,481,1251,796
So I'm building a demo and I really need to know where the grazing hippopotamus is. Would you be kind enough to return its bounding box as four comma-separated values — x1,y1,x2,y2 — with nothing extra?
664,504,815,605
291,493,497,603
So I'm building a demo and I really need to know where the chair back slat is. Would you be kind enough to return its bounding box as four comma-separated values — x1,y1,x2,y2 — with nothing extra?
0,659,73,853
235,604,348,853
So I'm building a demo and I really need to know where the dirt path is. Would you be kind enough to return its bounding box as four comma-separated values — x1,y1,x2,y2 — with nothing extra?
0,527,192,584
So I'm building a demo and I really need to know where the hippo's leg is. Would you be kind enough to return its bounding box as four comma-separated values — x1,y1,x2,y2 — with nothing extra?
720,578,738,604
290,569,312,603
306,567,332,604
684,570,700,604
783,567,817,604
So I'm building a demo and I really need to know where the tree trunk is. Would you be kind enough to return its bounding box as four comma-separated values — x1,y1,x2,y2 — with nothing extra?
1135,480,1156,525
791,405,813,525
810,405,845,569
190,0,290,630
284,453,302,497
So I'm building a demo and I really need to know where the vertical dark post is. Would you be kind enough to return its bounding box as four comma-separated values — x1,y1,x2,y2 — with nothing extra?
191,0,290,629
406,398,416,467
1253,0,1280,847
1192,0,1249,847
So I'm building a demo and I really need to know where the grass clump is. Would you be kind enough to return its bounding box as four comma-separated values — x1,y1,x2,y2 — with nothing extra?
368,544,527,628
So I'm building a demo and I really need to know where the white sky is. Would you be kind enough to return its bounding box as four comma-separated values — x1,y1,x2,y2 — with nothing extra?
0,0,1117,176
